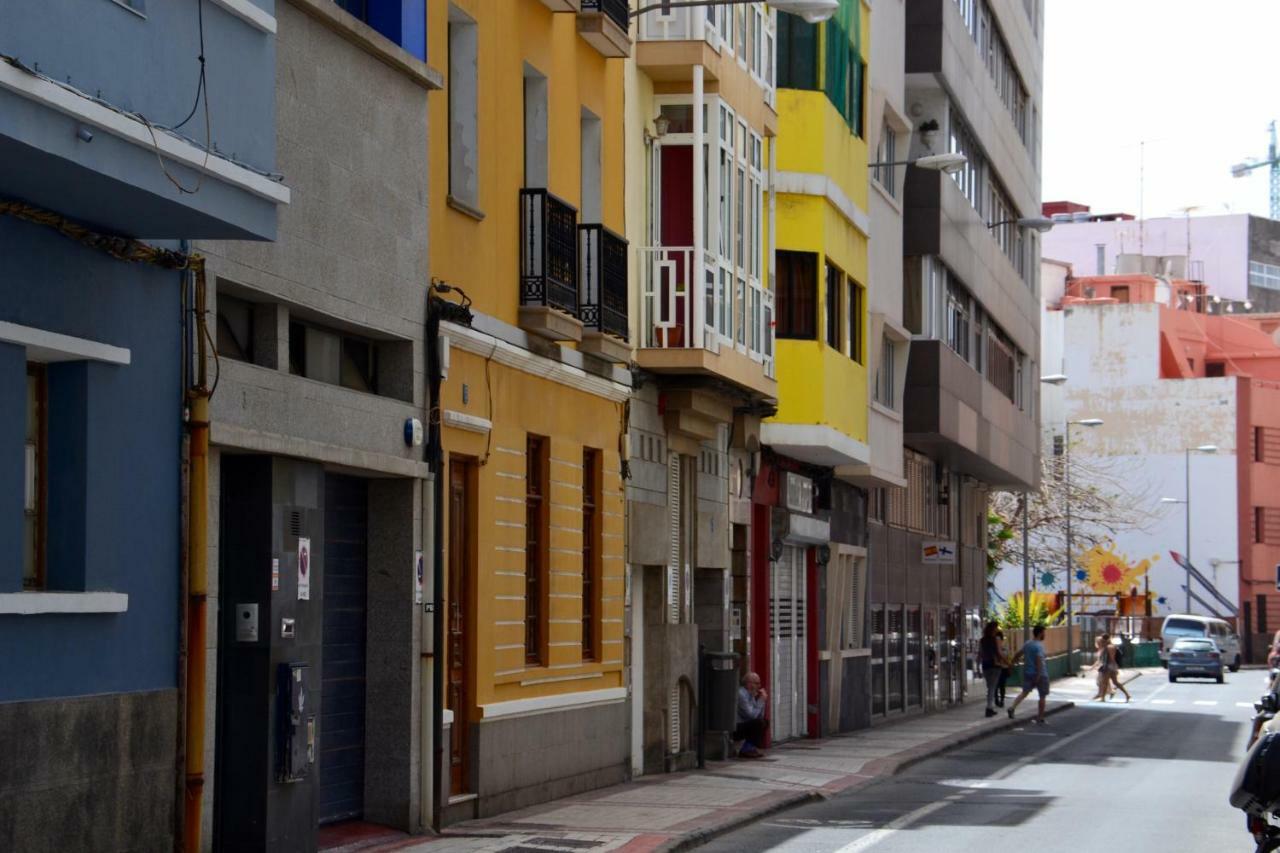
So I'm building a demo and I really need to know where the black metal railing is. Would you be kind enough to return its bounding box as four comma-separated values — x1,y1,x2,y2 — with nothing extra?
520,188,579,317
582,0,629,32
579,224,629,341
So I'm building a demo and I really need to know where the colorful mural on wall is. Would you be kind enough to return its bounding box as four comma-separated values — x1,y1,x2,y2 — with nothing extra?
1074,541,1160,596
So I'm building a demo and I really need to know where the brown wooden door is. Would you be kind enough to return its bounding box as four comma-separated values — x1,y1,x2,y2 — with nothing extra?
448,459,473,795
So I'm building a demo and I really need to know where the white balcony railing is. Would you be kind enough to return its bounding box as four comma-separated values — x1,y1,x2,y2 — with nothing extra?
635,3,776,108
638,246,774,379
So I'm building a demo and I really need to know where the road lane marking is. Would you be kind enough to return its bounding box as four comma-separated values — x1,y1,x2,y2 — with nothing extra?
1194,700,1219,706
1151,699,1175,705
1239,702,1257,708
832,699,1141,852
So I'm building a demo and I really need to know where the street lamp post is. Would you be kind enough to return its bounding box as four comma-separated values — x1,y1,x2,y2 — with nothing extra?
1028,373,1069,646
1065,418,1103,675
1162,444,1218,613
867,152,969,174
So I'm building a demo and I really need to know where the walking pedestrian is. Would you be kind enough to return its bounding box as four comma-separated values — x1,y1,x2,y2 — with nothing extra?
1087,634,1109,701
1008,625,1051,724
980,621,1003,717
1102,633,1131,702
995,628,1011,707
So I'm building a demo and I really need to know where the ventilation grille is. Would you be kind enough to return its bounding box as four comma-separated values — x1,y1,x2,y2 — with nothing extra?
288,510,303,537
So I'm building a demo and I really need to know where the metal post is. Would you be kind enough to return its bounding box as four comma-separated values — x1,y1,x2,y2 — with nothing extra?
1022,490,1030,647
1185,448,1192,614
1065,423,1074,675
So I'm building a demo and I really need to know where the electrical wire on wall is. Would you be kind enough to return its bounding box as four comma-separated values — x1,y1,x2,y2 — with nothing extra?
480,340,497,467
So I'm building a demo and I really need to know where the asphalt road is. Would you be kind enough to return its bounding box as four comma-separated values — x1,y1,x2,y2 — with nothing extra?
699,667,1267,853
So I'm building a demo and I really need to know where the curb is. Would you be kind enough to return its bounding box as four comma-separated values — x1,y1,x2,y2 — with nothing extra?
872,700,1076,778
661,700,1078,852
657,789,825,853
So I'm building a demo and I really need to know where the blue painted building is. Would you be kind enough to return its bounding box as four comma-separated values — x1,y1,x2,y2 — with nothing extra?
0,0,286,849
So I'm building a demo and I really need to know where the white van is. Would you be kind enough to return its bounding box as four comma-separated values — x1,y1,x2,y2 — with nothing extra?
1160,615,1241,671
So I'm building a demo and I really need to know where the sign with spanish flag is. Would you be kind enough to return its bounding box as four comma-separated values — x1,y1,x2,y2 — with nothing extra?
922,540,957,565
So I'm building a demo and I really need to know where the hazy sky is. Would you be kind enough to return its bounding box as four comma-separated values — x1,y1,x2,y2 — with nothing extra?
1042,0,1280,220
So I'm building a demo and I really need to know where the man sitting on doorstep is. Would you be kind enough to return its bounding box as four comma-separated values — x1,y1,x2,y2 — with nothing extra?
735,671,769,758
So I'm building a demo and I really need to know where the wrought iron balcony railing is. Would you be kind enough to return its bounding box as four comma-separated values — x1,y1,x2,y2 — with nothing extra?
520,188,579,317
579,224,629,341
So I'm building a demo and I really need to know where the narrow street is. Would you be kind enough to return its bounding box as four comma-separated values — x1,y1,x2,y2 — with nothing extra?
699,669,1262,853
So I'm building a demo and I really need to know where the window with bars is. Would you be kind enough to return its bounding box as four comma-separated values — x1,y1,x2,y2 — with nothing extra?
777,251,818,339
581,448,601,661
985,323,1017,402
525,435,548,664
841,553,867,650
1256,507,1280,545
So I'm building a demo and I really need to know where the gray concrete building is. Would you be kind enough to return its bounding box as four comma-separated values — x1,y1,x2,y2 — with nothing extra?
864,0,1043,717
196,2,441,849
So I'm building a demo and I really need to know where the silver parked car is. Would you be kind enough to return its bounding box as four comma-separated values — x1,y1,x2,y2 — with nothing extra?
1167,637,1225,683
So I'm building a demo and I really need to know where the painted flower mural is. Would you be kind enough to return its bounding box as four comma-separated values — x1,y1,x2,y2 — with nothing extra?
1076,541,1159,595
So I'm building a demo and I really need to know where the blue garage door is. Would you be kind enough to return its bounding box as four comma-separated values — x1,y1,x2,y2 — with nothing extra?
320,475,368,825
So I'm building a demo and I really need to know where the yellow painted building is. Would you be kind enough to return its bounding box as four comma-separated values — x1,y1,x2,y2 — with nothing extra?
427,0,633,817
764,0,871,472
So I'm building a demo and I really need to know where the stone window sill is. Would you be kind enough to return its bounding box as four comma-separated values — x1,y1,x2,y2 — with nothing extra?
0,591,129,615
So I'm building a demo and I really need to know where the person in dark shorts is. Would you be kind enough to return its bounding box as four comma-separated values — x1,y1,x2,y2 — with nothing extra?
995,627,1011,707
980,621,1003,717
1008,625,1050,724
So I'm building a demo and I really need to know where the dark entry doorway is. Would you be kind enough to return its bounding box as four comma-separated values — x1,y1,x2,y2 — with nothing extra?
448,458,475,795
319,474,369,824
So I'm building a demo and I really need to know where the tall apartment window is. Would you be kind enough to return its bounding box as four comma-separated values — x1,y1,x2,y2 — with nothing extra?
848,279,864,363
777,250,818,339
873,125,897,197
985,323,1017,402
580,108,603,224
289,321,379,394
874,335,895,409
217,293,255,363
945,279,972,362
948,110,985,215
523,65,548,189
525,435,548,664
23,364,47,590
581,448,601,660
448,5,479,210
825,262,842,349
776,12,818,89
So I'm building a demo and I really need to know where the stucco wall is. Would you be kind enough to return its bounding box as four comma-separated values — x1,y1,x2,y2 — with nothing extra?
1000,301,1242,616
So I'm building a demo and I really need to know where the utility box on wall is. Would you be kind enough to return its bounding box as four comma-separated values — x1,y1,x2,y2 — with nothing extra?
277,662,315,783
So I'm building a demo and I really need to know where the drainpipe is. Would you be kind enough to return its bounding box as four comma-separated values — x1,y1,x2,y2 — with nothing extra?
184,259,211,853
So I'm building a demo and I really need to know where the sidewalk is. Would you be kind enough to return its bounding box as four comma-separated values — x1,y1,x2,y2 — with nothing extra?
357,677,1078,853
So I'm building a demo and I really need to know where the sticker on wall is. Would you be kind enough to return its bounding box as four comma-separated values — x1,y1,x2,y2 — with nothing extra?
415,550,424,604
922,540,957,565
271,558,280,592
297,537,311,601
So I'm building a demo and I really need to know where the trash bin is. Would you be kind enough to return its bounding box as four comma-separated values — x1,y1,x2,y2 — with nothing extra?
703,651,740,732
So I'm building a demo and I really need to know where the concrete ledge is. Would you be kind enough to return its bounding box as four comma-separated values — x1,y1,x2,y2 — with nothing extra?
0,592,128,615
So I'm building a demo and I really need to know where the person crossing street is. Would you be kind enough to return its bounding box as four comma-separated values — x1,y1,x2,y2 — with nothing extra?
1008,625,1050,725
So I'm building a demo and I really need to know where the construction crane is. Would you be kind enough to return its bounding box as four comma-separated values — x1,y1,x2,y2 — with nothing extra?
1231,120,1280,220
